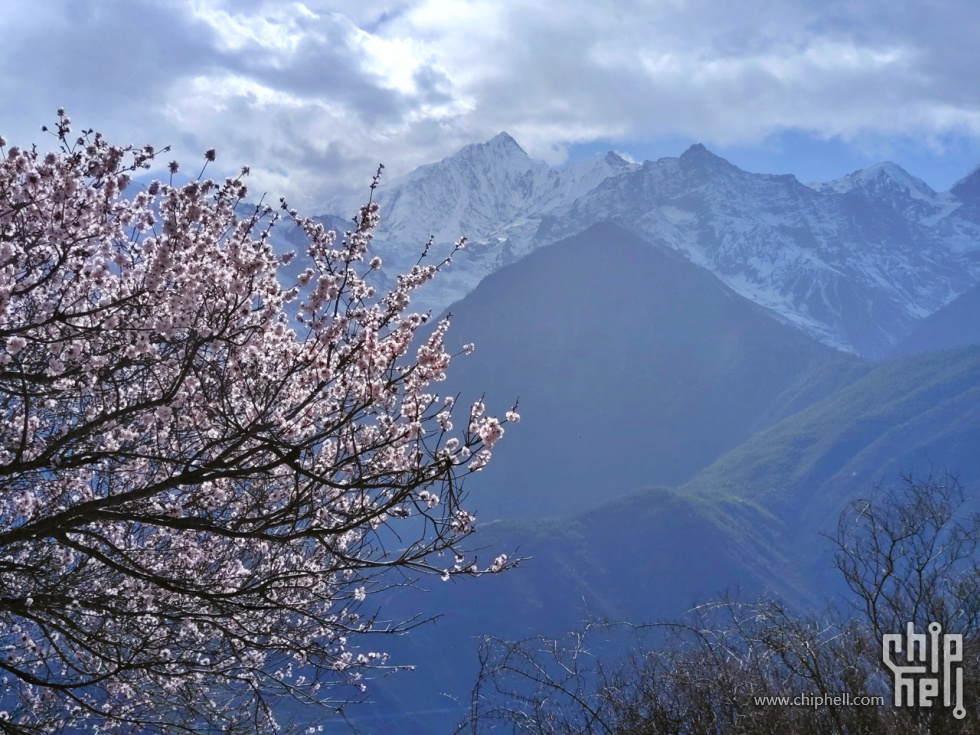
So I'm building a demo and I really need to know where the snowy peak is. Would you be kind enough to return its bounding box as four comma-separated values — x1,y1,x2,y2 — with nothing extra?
404,130,536,187
678,143,732,170
669,144,744,191
370,132,553,244
867,162,935,197
817,161,937,200
679,142,711,160
541,152,641,211
810,161,956,228
604,151,631,167
366,134,641,246
486,131,525,153
441,131,531,169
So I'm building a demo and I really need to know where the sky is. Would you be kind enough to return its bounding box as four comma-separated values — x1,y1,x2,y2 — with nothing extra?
2,0,980,211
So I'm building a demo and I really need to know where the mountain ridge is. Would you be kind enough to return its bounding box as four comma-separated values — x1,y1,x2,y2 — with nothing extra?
309,135,980,358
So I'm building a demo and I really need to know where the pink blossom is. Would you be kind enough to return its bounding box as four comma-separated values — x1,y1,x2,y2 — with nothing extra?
477,417,505,449
0,119,517,733
5,336,26,355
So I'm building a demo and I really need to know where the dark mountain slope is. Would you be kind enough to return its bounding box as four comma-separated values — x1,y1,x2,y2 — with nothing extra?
892,281,980,356
443,221,866,520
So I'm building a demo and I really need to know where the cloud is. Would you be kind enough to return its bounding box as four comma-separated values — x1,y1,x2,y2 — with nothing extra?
1,0,978,206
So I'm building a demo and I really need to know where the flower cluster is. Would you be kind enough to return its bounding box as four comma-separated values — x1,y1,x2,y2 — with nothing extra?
0,117,518,732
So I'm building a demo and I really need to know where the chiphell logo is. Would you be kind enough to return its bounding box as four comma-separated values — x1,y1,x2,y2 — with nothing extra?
882,622,965,719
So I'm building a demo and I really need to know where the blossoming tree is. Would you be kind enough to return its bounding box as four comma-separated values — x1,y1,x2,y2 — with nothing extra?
0,112,517,733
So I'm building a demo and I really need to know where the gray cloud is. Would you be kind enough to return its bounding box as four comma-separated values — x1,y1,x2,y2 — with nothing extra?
1,1,215,126
1,0,978,206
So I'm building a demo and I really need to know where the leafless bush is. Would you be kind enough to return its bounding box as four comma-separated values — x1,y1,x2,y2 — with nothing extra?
461,474,979,734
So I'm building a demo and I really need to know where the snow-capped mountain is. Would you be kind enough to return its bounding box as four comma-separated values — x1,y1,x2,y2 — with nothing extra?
309,133,641,315
542,145,980,355
321,133,638,246
307,135,980,358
